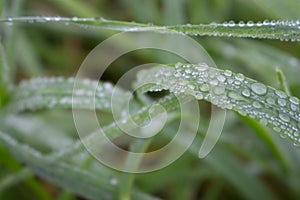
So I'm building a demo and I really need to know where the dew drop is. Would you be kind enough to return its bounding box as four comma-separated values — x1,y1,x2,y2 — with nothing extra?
197,63,208,71
259,118,268,125
212,86,225,95
266,97,276,105
217,75,226,82
293,142,299,147
252,101,262,108
251,83,267,95
238,21,245,27
241,88,250,97
279,113,290,122
275,91,287,99
224,70,232,77
110,177,118,186
199,84,209,92
247,21,254,27
277,98,287,107
289,97,299,105
235,73,245,81
72,16,79,21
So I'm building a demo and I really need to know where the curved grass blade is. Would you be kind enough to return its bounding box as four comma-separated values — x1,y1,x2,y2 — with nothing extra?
0,17,300,42
135,63,300,146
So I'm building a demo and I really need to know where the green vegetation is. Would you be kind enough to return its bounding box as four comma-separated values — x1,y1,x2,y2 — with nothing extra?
0,0,300,200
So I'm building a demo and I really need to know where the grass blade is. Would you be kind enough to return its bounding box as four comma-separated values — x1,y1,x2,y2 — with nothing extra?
0,17,300,42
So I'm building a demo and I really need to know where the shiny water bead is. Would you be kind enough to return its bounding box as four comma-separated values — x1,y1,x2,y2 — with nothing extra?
279,113,290,123
241,88,250,97
251,83,267,95
277,98,287,107
212,86,225,95
247,21,254,27
199,84,209,92
224,70,232,77
238,21,245,27
259,118,268,125
252,101,262,108
235,73,245,81
217,75,226,82
290,97,299,105
275,90,287,98
266,96,276,105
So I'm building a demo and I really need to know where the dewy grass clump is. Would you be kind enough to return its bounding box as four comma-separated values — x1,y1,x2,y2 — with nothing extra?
1,1,300,199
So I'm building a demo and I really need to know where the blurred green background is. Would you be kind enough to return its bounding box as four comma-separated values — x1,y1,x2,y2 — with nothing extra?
0,0,300,200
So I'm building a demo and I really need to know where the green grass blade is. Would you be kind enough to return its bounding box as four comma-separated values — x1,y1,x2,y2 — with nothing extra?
1,17,300,42
135,63,300,146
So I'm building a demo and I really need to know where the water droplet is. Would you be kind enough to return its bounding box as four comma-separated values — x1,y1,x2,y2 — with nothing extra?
293,142,299,147
260,118,268,125
251,83,267,95
224,70,232,77
279,113,290,122
212,86,225,95
275,90,287,98
277,98,287,107
72,16,78,21
228,20,235,27
110,177,118,185
209,79,219,86
253,101,262,108
263,19,270,25
247,21,254,27
266,97,276,105
217,75,226,82
195,92,203,99
199,84,209,92
228,92,242,100
238,21,245,27
289,97,299,105
235,73,245,81
197,63,208,71
242,88,250,97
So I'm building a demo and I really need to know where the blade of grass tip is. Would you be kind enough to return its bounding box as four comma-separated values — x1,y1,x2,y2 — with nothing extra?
118,138,153,200
276,67,291,96
0,167,33,192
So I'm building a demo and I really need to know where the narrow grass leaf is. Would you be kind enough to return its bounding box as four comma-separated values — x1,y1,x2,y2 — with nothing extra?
1,17,300,42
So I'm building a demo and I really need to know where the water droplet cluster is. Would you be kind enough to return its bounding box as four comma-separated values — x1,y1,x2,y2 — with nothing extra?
169,19,300,42
136,63,300,146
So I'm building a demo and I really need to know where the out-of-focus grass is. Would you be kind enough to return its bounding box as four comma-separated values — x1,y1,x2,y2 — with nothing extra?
0,0,300,200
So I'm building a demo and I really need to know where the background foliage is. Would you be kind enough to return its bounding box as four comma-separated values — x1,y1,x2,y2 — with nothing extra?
0,0,300,200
